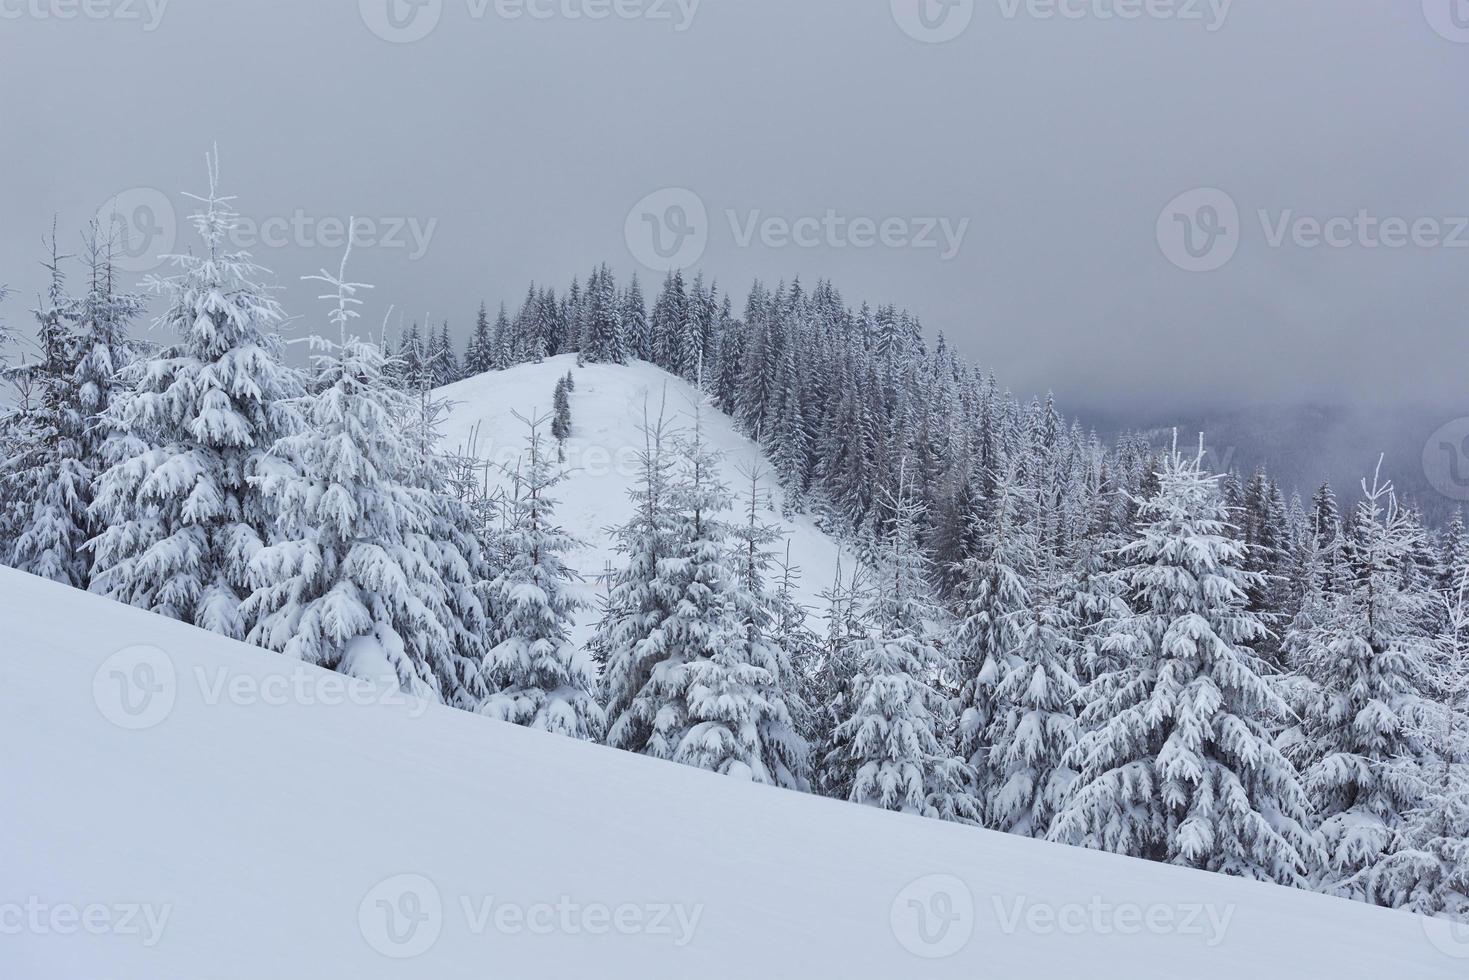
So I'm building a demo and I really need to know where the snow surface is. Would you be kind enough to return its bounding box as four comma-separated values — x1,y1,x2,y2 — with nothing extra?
438,355,853,639
4,565,1466,978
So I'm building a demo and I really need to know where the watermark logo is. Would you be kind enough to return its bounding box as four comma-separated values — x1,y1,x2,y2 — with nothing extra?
360,874,444,958
358,874,704,955
96,188,177,274
890,874,974,959
0,0,170,30
625,187,971,272
1157,187,1239,273
360,0,443,43
1423,0,1469,43
891,0,975,43
1424,913,1469,959
94,187,436,273
1425,418,1469,502
1158,189,1466,273
625,187,709,272
93,645,177,731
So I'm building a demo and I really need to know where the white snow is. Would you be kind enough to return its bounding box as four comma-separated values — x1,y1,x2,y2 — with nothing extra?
4,565,1465,978
438,355,853,638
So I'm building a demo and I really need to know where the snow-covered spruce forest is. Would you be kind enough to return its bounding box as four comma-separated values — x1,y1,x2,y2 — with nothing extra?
3,171,1467,927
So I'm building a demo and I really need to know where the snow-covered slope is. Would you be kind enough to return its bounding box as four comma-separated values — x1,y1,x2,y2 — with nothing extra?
438,355,851,636
4,567,1464,979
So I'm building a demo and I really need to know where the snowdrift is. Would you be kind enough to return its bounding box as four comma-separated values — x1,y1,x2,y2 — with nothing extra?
437,355,852,637
3,566,1465,978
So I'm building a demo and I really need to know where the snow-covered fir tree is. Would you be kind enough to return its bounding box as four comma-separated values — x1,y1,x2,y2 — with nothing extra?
464,301,496,377
824,474,977,821
89,152,304,638
1050,438,1317,886
432,320,460,386
693,462,809,787
242,236,487,705
581,264,624,364
479,413,603,739
1284,464,1442,900
1363,566,1469,919
551,374,572,446
952,471,1036,813
971,481,1081,837
600,400,681,754
3,231,93,586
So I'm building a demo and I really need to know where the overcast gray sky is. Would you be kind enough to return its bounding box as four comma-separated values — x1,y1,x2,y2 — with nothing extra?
2,0,1466,419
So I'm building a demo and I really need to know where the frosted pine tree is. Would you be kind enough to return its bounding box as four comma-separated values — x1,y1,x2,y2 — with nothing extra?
479,414,603,739
824,475,978,821
600,400,682,754
464,301,495,377
551,376,572,446
431,321,460,386
90,151,304,637
681,461,809,787
1286,464,1441,899
622,272,650,362
8,225,143,588
243,236,487,706
660,410,776,776
1363,567,1469,920
4,232,92,586
582,264,625,364
952,471,1034,809
1050,438,1316,886
981,504,1081,837
71,223,146,474
807,557,870,799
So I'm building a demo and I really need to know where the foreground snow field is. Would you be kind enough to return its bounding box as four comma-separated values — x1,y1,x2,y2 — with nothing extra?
4,567,1465,979
437,355,853,637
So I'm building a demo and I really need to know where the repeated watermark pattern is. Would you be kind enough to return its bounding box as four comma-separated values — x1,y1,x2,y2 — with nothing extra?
889,874,1236,958
1157,188,1469,273
359,0,700,43
0,898,172,947
1423,913,1469,960
95,187,436,274
0,0,168,29
1423,0,1469,43
891,0,1231,43
1424,418,1469,503
890,875,976,958
92,645,431,731
358,873,704,958
625,187,970,272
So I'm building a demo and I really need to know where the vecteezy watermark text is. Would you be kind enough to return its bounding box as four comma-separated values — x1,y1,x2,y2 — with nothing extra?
625,187,970,272
1157,188,1469,273
359,0,700,43
92,644,432,731
95,188,437,273
889,874,1237,959
891,0,1231,43
0,0,168,30
0,898,172,948
992,895,1235,946
358,874,704,958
